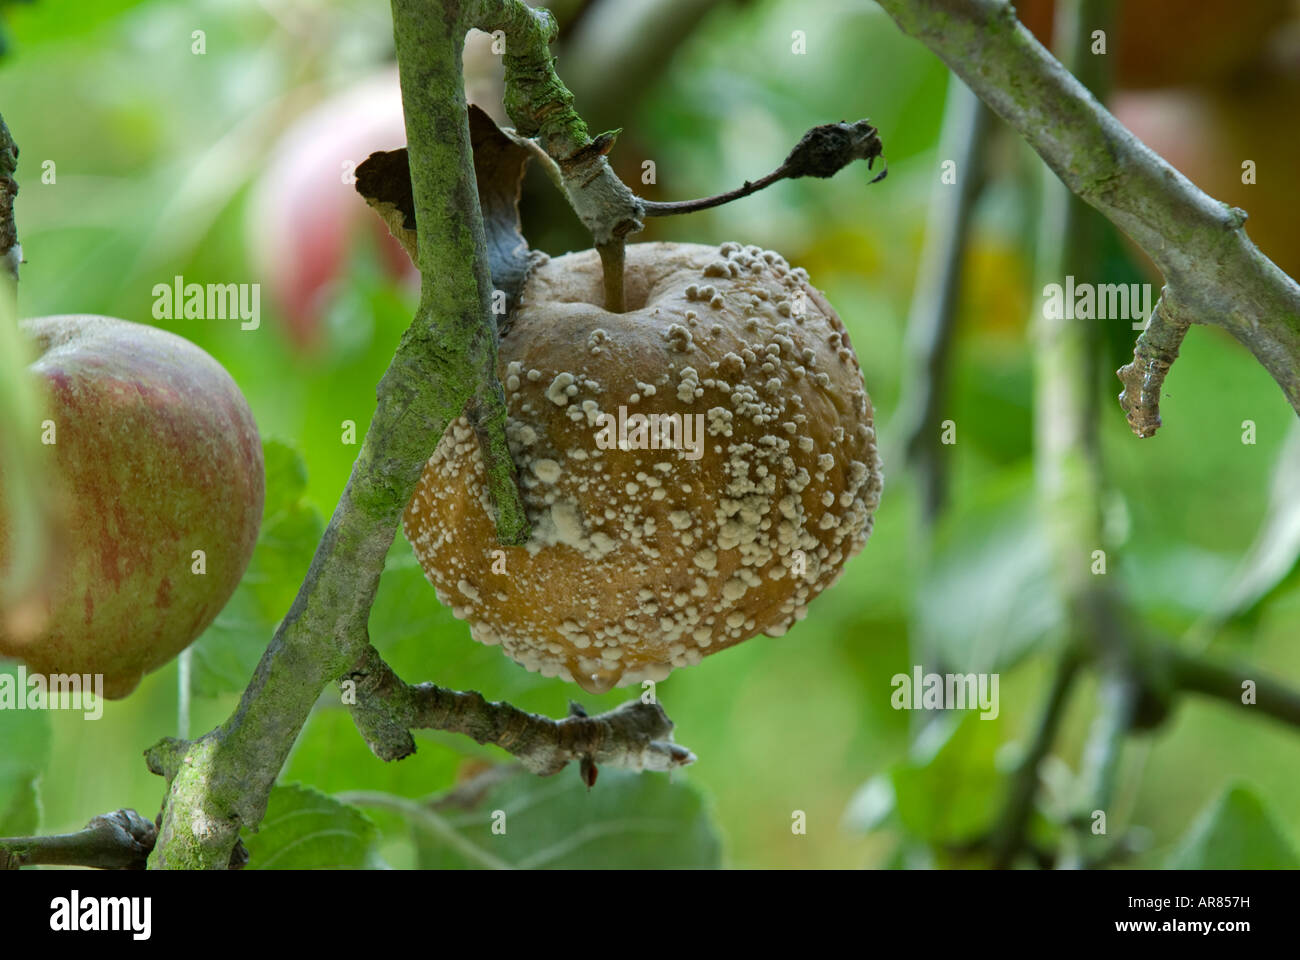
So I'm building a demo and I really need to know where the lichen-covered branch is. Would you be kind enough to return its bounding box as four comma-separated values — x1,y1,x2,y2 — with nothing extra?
1,810,157,870
874,0,1300,431
466,0,643,310
0,112,18,285
344,646,695,776
145,0,605,869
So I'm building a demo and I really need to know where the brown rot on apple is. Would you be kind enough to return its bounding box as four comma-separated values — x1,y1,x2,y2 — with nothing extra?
403,241,883,694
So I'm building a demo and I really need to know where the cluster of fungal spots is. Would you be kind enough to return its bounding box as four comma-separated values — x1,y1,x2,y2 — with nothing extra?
402,242,883,695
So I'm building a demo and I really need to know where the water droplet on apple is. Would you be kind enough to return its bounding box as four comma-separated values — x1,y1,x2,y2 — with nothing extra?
571,661,622,695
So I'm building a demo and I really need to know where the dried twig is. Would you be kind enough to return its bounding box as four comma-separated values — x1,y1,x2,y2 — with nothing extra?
343,646,695,777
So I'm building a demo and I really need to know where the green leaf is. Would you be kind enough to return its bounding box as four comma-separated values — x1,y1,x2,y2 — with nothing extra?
1212,425,1300,626
842,774,896,834
282,707,462,799
5,0,154,50
888,712,1006,845
189,439,322,696
242,784,378,870
916,474,1063,673
0,667,52,836
1165,783,1300,870
368,536,460,651
357,768,722,870
370,536,565,720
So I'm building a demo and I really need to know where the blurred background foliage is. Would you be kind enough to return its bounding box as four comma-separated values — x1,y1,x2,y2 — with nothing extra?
1,0,1299,868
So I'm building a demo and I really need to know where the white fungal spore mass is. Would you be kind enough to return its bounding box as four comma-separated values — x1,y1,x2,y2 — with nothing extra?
403,242,883,694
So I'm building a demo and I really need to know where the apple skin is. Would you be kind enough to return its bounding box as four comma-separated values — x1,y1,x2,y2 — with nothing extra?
0,316,265,699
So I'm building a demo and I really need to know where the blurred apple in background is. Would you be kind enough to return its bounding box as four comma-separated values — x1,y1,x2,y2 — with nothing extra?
1015,1,1300,281
247,68,415,354
1018,0,1292,89
1113,60,1300,282
247,34,505,354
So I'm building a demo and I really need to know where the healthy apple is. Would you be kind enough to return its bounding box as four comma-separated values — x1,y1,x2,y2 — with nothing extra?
0,316,265,699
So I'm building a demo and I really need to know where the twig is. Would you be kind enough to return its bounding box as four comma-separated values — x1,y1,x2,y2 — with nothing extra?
874,0,1300,430
995,0,1132,870
1116,291,1192,438
0,810,157,870
641,120,885,217
1165,645,1300,729
145,0,630,869
1074,669,1137,825
897,76,990,524
343,646,696,777
990,649,1083,868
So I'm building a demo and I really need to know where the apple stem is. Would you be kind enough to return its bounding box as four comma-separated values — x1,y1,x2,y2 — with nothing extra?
596,238,626,313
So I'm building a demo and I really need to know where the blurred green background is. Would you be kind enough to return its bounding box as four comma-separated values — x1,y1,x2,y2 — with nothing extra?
2,0,1299,869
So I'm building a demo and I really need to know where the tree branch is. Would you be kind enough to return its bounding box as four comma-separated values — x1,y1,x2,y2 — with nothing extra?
343,646,695,776
989,648,1082,868
874,0,1300,432
143,0,683,869
1072,668,1137,823
1,810,157,871
896,75,990,524
1165,645,1300,729
993,0,1141,869
0,112,18,286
